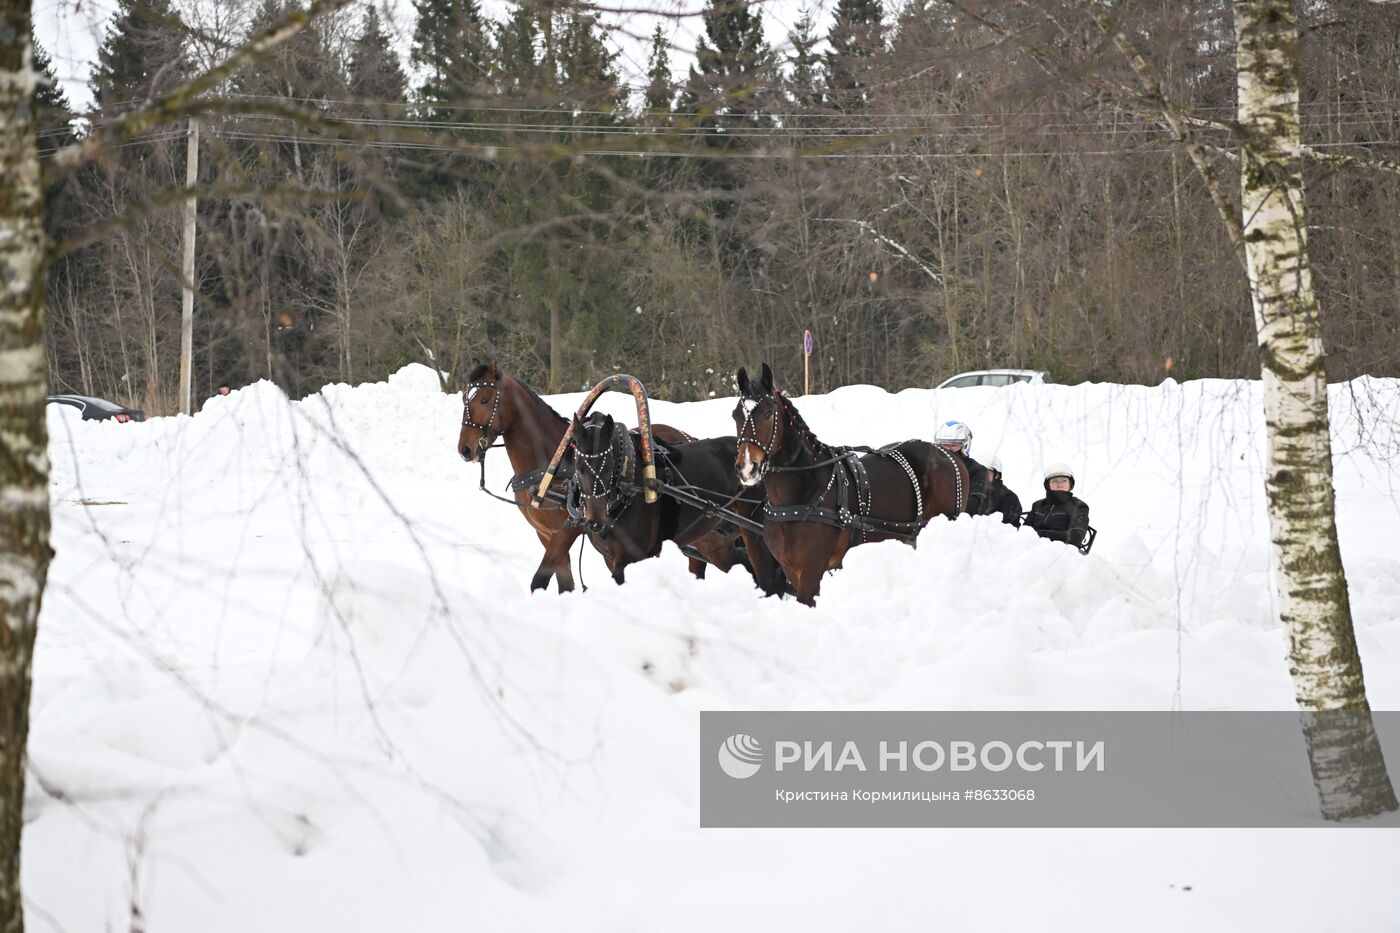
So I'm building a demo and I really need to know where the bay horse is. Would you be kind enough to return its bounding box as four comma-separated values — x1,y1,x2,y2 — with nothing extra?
569,412,787,594
456,360,701,593
733,363,968,607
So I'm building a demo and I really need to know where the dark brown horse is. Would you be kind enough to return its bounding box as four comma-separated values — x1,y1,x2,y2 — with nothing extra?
733,363,967,606
456,360,700,593
570,411,787,594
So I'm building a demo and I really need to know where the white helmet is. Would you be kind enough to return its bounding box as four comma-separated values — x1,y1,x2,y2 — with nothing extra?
985,455,1003,475
1043,462,1075,490
934,420,972,454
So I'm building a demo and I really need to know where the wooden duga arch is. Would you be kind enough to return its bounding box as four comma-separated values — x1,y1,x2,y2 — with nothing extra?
533,374,659,509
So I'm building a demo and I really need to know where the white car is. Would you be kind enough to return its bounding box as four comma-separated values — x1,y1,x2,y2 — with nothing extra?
935,369,1052,389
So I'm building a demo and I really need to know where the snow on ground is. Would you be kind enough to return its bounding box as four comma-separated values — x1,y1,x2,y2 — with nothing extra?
25,364,1400,931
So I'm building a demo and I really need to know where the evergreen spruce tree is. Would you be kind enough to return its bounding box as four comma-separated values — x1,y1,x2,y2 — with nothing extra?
786,8,823,111
86,0,190,182
494,1,546,100
91,0,188,109
556,10,621,116
349,6,409,108
824,0,885,111
644,25,675,120
682,0,776,139
411,0,493,117
33,40,75,153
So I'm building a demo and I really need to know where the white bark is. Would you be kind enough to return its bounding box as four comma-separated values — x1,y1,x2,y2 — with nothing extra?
0,0,51,926
179,117,198,415
1234,0,1396,820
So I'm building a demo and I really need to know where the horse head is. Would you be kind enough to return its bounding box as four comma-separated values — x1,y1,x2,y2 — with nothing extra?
458,358,508,463
572,411,633,533
733,362,785,487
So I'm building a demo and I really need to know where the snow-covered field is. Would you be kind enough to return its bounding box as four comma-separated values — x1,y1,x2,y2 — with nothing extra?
27,365,1400,931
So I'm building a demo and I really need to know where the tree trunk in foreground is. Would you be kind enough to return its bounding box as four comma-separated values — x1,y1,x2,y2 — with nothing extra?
0,0,51,926
1234,0,1397,820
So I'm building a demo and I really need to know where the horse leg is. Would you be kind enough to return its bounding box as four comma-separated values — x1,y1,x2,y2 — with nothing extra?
741,529,788,597
552,527,579,592
531,528,578,594
688,556,707,580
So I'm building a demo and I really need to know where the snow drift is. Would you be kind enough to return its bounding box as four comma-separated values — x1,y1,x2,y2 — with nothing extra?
27,365,1400,931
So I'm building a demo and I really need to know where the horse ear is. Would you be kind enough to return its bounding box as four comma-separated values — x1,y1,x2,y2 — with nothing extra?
603,413,615,432
486,358,500,378
471,356,482,369
760,362,774,394
571,413,584,434
737,367,750,397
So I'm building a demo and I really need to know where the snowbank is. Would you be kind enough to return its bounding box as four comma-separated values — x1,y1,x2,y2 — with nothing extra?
28,364,1400,931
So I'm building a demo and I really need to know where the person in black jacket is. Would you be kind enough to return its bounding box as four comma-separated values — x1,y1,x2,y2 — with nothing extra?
933,420,988,514
979,456,1022,527
1025,463,1090,547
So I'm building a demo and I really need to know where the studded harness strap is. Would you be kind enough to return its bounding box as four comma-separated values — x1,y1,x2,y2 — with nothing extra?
930,444,965,515
571,421,642,529
751,393,930,542
463,381,573,511
735,398,780,474
462,381,503,437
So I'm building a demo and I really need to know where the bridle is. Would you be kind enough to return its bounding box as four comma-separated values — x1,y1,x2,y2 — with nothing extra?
735,396,781,476
462,381,504,449
572,421,637,532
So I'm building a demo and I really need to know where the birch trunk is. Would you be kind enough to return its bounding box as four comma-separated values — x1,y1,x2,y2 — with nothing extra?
0,0,50,926
1234,0,1397,820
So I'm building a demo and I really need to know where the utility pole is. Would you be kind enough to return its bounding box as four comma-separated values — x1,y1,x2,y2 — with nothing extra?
178,116,199,414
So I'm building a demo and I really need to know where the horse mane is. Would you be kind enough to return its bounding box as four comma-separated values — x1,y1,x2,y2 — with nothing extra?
774,391,834,461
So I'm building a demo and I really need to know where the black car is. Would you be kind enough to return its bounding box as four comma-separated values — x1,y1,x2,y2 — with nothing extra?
46,394,146,423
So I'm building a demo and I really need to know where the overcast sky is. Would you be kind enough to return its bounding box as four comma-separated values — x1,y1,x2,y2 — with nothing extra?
35,0,834,112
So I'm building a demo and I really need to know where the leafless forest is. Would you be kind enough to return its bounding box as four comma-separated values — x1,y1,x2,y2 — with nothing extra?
35,0,1400,410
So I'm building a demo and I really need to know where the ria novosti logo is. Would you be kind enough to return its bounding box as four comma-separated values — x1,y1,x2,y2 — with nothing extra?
718,733,764,779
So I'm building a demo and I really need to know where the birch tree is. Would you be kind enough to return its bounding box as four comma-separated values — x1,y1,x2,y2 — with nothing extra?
0,0,50,927
1233,0,1396,820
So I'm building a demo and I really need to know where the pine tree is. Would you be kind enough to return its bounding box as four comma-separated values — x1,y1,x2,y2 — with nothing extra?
824,0,884,111
683,0,776,137
644,25,675,120
412,0,493,116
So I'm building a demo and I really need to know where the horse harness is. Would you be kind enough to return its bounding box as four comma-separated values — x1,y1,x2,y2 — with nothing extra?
736,399,780,469
462,381,503,439
463,380,577,511
763,443,930,545
568,421,642,530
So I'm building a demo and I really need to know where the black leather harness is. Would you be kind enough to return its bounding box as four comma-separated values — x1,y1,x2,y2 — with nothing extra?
762,443,929,544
